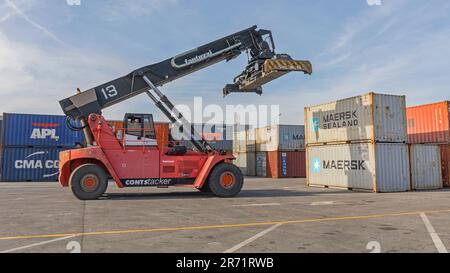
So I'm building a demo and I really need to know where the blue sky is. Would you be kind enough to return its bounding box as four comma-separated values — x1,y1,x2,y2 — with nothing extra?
0,0,449,124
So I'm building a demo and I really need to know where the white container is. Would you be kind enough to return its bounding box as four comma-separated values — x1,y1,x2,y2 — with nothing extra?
233,152,256,176
307,142,410,192
256,125,305,152
305,92,407,145
409,144,443,190
233,128,256,153
256,152,267,177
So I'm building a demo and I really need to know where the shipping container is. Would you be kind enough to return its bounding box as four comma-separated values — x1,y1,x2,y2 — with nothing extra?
307,143,410,192
172,123,234,141
256,152,267,177
0,115,2,148
0,147,65,182
2,113,85,148
409,144,442,190
256,125,305,151
406,101,450,144
180,140,233,151
233,128,256,153
233,152,256,176
305,92,407,145
440,144,450,187
267,151,307,178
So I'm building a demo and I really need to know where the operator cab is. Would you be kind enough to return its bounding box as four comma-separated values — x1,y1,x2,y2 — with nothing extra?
123,113,157,146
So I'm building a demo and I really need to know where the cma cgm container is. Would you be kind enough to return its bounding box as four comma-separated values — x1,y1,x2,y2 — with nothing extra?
307,143,410,192
2,113,85,148
256,125,305,152
257,151,306,178
406,101,450,144
440,144,450,187
305,92,407,145
409,144,442,190
0,147,64,182
233,128,256,153
233,152,256,176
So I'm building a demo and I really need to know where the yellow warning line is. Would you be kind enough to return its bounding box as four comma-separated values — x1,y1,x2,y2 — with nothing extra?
1,208,449,241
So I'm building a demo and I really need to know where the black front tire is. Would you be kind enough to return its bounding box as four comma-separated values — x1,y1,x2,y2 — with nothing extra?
208,163,244,197
70,164,108,200
198,181,211,193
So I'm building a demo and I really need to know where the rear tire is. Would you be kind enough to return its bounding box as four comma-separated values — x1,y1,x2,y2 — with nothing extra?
70,164,108,200
208,163,243,197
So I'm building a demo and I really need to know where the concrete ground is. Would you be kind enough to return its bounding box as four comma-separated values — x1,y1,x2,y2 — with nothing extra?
0,177,449,253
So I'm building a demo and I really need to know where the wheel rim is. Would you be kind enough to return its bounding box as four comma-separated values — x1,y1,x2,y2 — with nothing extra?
219,171,236,189
80,174,99,192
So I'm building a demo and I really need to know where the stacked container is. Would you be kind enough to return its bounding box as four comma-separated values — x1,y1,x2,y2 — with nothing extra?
177,124,233,153
255,125,306,178
406,101,450,188
233,127,256,176
305,92,410,192
0,113,85,182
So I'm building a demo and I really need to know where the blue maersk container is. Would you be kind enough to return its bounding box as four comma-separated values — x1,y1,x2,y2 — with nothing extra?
1,113,84,148
0,147,65,182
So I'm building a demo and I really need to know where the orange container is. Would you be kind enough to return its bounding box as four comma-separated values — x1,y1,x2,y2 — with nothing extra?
406,101,450,144
440,144,450,188
266,151,306,178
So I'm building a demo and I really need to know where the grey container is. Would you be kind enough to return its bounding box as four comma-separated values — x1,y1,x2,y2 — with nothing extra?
305,92,407,145
256,152,267,177
307,142,410,192
233,152,256,176
256,125,305,152
409,144,443,190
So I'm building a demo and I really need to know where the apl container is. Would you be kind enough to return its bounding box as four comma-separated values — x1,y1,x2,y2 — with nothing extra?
406,101,450,144
440,144,450,187
305,92,407,145
233,152,256,176
409,144,442,190
2,113,85,148
307,143,410,192
1,147,64,182
256,125,305,152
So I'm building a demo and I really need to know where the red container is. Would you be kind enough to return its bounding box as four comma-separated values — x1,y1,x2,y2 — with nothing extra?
440,144,450,188
406,101,450,144
266,151,306,178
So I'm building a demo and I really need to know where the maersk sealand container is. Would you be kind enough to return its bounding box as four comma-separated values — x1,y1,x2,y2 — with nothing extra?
1,113,85,148
0,147,64,182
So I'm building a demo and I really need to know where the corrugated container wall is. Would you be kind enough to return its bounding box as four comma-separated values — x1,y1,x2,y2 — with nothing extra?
174,123,233,151
440,145,450,187
233,152,256,176
2,113,85,148
0,116,2,147
256,125,305,151
409,144,442,190
1,147,65,182
304,92,407,145
233,128,256,153
307,143,410,192
256,152,267,177
406,101,450,144
267,151,306,178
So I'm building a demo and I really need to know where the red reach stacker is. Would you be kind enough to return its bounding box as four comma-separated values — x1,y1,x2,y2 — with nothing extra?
58,26,312,200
